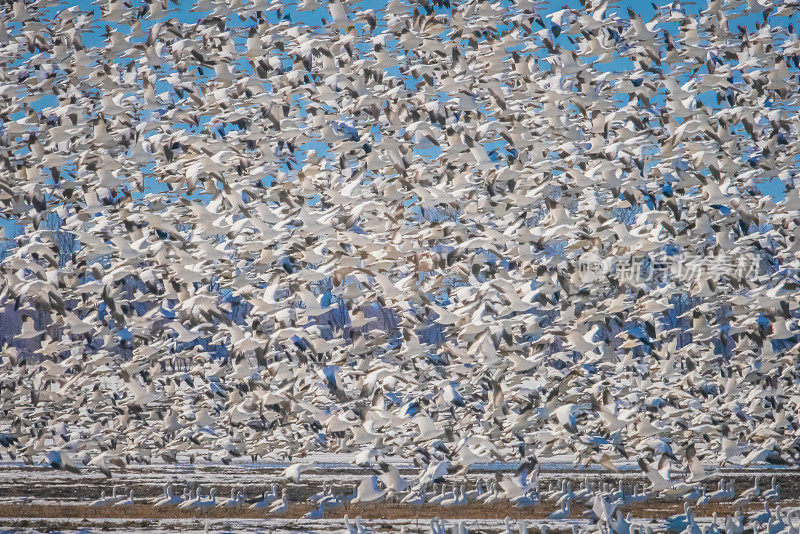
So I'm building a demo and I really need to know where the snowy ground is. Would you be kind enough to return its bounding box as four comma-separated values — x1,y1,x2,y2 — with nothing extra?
0,458,797,533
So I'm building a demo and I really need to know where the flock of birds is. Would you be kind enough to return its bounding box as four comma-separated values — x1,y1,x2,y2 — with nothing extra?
81,475,799,533
1,0,800,528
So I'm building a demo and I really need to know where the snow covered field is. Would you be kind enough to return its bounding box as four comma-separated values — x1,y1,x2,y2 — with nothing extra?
1,460,798,533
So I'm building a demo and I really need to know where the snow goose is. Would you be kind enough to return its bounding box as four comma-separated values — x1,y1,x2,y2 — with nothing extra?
320,486,347,510
283,462,315,482
666,503,693,533
90,491,112,507
179,487,202,510
733,478,760,507
464,479,485,502
441,484,466,507
155,485,184,507
695,487,709,507
749,502,772,525
707,480,728,502
482,481,503,505
113,489,135,507
269,488,289,515
303,500,325,519
762,477,780,502
352,475,385,504
343,515,357,534
400,487,425,506
97,486,123,506
548,500,571,520
150,484,170,505
311,480,331,503
249,485,279,509
429,517,446,534
354,516,370,534
196,489,216,511
426,483,446,505
216,488,243,509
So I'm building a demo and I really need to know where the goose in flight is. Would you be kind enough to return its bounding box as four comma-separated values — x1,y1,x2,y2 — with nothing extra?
0,0,796,513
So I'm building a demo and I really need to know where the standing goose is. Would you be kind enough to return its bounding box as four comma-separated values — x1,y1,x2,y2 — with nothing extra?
216,488,239,509
303,500,325,519
179,487,202,510
249,485,279,509
733,478,760,507
155,485,184,507
89,491,110,507
762,477,780,502
427,483,446,505
548,500,571,520
149,484,170,505
429,516,445,534
113,489,135,507
196,489,216,511
269,488,289,515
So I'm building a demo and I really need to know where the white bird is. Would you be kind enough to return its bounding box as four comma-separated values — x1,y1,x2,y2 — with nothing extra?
441,484,466,506
179,488,202,510
250,485,279,509
90,491,113,507
762,477,780,502
548,500,571,520
303,500,325,519
0,0,798,523
352,475,385,503
195,489,216,511
113,490,135,507
155,485,184,507
283,463,315,482
429,516,446,534
734,478,760,507
269,489,289,515
216,488,243,509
